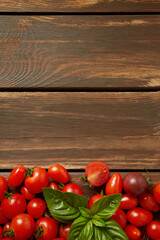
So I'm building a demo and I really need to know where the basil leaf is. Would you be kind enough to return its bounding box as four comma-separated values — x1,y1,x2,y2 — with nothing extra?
79,207,91,219
67,216,88,240
93,226,108,240
91,194,122,220
92,215,106,227
43,188,88,223
79,220,93,240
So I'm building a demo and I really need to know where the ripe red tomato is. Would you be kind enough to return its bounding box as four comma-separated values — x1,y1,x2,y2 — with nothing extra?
35,217,58,240
3,222,11,233
153,182,160,204
105,173,122,195
2,238,13,240
123,173,147,197
146,221,160,239
27,198,46,219
53,239,65,240
0,176,8,202
48,182,60,190
1,193,26,219
127,207,153,227
88,194,103,209
85,161,110,187
119,194,138,210
20,186,35,200
139,193,159,212
8,165,26,187
124,224,141,240
59,223,72,240
48,164,70,184
110,208,127,229
0,226,2,240
25,167,49,194
0,205,8,224
62,183,83,195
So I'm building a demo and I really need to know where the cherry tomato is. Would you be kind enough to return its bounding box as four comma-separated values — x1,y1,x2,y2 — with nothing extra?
1,193,26,219
105,173,122,195
124,224,141,240
25,167,49,194
27,198,46,219
53,239,64,240
3,222,11,233
48,164,70,184
123,173,147,197
48,182,60,190
0,205,8,224
0,226,2,240
0,176,8,202
85,161,110,187
119,194,138,210
153,182,160,204
2,238,13,240
146,221,160,239
139,193,159,212
62,183,83,195
8,165,26,187
35,217,58,240
20,186,35,200
88,194,103,209
110,208,127,229
59,223,72,240
127,207,153,227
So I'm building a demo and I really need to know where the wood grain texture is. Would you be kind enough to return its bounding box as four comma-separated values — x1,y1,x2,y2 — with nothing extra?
0,0,160,12
0,15,160,89
0,92,160,170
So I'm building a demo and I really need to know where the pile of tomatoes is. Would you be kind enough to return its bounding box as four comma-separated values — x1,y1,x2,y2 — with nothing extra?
0,161,159,240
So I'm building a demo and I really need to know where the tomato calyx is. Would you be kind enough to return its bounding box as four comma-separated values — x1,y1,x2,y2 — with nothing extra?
80,175,93,188
5,192,13,202
3,229,14,238
35,225,44,239
146,170,158,185
25,168,34,178
58,183,65,190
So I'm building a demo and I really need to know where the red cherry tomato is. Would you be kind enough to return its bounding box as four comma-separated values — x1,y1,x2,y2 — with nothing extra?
124,224,141,240
88,194,103,209
2,238,13,240
3,222,11,233
1,193,26,219
127,207,153,227
62,183,83,195
139,193,159,212
146,221,160,239
123,173,147,197
27,198,46,219
48,182,60,190
48,164,70,184
0,205,8,224
8,165,26,187
0,176,8,202
0,226,2,240
105,173,122,195
20,186,35,200
35,217,58,240
85,161,110,187
119,194,138,210
25,167,49,194
153,182,160,204
53,239,64,240
110,208,127,229
59,223,72,240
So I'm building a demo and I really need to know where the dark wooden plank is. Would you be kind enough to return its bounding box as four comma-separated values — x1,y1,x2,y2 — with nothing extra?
0,15,160,89
0,92,159,170
0,0,160,12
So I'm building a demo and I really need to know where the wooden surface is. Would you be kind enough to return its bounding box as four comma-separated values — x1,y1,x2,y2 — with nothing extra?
0,15,160,89
0,0,160,12
0,92,159,170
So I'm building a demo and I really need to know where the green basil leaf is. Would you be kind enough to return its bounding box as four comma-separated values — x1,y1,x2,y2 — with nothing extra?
93,226,108,240
67,216,88,240
78,220,93,240
92,215,106,227
43,188,88,223
91,194,122,220
79,207,91,219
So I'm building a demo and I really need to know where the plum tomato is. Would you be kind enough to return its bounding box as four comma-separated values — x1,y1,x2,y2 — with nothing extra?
1,193,26,219
127,207,153,227
123,173,147,197
88,194,103,209
27,198,46,219
0,205,8,224
139,193,159,212
8,165,26,187
146,221,160,239
48,164,70,184
59,223,72,240
85,161,110,187
25,167,49,194
62,183,83,195
124,224,141,240
153,182,160,204
105,173,122,195
20,186,35,200
48,182,60,190
119,194,138,210
110,208,127,229
0,176,8,202
35,217,58,240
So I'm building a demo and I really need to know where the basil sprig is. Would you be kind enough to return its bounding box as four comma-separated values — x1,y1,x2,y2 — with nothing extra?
43,188,128,240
